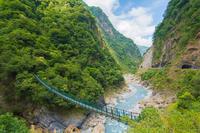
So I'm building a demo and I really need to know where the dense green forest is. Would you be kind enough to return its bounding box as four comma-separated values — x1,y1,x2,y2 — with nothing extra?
0,113,29,133
89,7,142,73
0,0,124,114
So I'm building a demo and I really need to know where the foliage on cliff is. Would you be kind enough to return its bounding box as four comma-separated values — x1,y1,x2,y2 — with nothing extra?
124,105,200,133
89,7,142,73
141,68,200,97
129,0,200,132
153,0,200,66
0,0,124,111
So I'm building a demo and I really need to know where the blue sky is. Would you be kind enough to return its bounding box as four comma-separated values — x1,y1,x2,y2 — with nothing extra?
83,0,169,47
115,0,169,24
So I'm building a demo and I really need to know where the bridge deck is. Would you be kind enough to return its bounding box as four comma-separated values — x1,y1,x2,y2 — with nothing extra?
34,75,136,120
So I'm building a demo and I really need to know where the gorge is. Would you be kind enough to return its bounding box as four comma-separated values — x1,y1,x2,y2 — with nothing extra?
0,0,200,133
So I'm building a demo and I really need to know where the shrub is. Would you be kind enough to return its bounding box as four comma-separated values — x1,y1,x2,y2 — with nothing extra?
0,113,29,133
141,69,158,81
178,92,194,109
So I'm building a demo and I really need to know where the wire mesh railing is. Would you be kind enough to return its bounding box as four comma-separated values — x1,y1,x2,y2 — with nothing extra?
34,74,136,120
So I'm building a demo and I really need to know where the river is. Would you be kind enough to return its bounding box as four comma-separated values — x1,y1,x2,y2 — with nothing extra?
81,74,152,133
105,75,151,133
32,74,166,133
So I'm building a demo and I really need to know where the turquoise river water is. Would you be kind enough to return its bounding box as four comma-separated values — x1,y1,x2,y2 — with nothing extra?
105,82,149,133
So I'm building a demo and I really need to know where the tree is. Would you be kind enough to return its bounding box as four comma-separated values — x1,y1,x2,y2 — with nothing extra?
178,92,194,109
0,113,29,133
191,76,200,98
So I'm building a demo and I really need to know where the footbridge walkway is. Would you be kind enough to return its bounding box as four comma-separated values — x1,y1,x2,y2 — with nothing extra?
34,75,136,120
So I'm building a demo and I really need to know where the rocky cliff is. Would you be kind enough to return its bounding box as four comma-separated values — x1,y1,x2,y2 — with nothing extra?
152,0,200,68
140,47,153,69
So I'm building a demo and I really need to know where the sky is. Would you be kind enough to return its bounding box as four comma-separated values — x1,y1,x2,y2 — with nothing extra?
83,0,169,47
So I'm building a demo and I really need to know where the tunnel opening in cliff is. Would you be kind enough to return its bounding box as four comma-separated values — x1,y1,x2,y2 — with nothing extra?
181,64,193,69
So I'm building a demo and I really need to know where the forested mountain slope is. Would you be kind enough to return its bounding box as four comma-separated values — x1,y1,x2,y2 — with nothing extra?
137,45,149,56
89,7,142,73
0,0,124,112
131,0,200,132
152,0,200,68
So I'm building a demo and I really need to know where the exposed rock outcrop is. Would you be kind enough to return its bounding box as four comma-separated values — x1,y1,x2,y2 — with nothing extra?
138,90,176,110
64,125,80,133
180,35,200,69
140,47,153,68
81,113,105,133
30,108,89,132
151,0,200,68
152,33,200,69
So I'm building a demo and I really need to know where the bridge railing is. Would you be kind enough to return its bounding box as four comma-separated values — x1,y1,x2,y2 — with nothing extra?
34,74,100,108
34,74,136,120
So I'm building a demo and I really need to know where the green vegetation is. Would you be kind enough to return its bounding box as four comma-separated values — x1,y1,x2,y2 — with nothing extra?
141,69,171,90
0,113,29,133
89,7,142,73
0,0,124,111
141,69,200,95
177,91,194,109
134,69,200,132
124,105,200,133
138,1,200,127
153,0,200,65
141,69,166,81
137,45,149,56
127,0,200,132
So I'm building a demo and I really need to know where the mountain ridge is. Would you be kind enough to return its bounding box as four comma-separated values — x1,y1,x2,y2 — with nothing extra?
137,45,149,56
89,6,142,73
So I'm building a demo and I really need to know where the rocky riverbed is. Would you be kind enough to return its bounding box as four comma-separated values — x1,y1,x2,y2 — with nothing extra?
81,74,149,133
131,75,176,110
29,107,88,132
81,74,176,133
31,74,176,133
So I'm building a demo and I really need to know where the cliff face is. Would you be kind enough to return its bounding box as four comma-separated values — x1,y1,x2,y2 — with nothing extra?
181,34,200,69
89,7,142,73
140,47,153,69
152,0,200,68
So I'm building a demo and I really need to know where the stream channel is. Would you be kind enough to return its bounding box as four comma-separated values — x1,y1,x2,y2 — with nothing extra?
105,76,151,133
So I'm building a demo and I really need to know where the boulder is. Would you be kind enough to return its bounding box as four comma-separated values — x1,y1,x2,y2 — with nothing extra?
64,125,80,133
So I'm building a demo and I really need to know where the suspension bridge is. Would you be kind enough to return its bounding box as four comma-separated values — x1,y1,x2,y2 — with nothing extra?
34,75,136,121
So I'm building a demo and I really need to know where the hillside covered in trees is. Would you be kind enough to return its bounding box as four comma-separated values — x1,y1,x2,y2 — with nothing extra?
89,7,142,73
152,0,200,68
137,45,149,56
127,0,200,132
0,0,124,116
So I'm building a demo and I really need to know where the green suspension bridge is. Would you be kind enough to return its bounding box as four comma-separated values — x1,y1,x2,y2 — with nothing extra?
34,75,136,120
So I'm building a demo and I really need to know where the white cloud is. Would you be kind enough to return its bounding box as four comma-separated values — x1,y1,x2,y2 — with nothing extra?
83,0,155,47
83,0,119,15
